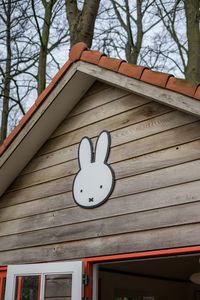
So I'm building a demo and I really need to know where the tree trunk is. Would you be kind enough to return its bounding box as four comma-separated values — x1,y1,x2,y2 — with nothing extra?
66,0,100,48
111,0,143,65
129,0,143,64
0,0,11,145
184,0,200,82
37,0,55,96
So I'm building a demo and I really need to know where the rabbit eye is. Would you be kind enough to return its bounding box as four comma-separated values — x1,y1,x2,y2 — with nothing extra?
100,185,103,189
80,189,83,193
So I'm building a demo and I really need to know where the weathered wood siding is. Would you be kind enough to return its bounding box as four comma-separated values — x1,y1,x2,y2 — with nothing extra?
1,81,200,265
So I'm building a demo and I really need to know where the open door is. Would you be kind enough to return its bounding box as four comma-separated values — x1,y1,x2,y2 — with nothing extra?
84,246,200,300
5,261,83,300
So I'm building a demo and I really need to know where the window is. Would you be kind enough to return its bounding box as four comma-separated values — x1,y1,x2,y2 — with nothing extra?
5,261,83,300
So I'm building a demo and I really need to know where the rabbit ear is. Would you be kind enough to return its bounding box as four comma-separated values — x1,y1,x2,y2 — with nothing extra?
78,137,93,169
95,131,111,163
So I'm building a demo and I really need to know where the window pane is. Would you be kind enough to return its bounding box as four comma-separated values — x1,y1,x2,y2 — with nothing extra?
15,276,40,300
44,274,72,300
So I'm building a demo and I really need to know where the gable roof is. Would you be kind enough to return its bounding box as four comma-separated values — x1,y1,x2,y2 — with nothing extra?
0,42,200,197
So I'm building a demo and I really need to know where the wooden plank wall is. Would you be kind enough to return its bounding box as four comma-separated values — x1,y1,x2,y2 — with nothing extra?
1,81,200,265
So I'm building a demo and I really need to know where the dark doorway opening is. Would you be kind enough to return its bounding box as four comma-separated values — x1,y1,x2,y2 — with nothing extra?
98,254,200,300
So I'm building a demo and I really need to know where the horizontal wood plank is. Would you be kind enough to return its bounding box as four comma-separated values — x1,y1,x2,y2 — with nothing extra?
10,139,200,191
112,159,200,199
0,200,200,251
1,179,200,223
3,154,200,207
1,80,200,266
78,61,200,118
61,85,130,119
22,110,197,174
34,101,165,157
41,92,150,148
1,180,200,236
81,80,110,97
0,223,200,265
38,94,151,155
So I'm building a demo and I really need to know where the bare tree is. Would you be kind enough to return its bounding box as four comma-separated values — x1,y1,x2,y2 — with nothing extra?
105,0,164,65
0,0,69,144
31,0,67,95
1,0,200,146
66,0,100,48
0,0,31,144
184,0,200,81
0,0,12,144
155,0,200,81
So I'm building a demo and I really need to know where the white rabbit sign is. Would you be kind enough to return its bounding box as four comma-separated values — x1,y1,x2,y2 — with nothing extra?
72,130,115,208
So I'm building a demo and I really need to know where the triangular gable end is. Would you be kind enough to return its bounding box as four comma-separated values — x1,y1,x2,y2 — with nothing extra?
0,42,200,197
1,80,200,265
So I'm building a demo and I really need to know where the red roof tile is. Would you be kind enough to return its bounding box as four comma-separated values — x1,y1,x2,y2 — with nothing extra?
1,41,200,157
81,50,104,65
141,69,173,88
194,84,200,101
98,56,124,72
118,62,145,80
69,42,88,62
166,77,197,97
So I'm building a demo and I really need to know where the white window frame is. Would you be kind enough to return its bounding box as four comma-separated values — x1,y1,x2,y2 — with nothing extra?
5,261,83,300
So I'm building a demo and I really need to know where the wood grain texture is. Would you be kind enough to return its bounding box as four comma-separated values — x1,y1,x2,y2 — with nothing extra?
39,106,196,157
3,157,200,207
1,180,200,237
53,92,136,136
0,201,200,252
38,94,151,156
22,102,172,173
0,223,200,265
75,80,111,99
9,139,200,191
1,81,200,265
0,179,199,224
20,112,199,174
78,62,200,118
62,85,130,119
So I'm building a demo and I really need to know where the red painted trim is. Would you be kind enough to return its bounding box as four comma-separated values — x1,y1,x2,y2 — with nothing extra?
84,245,200,299
17,277,22,300
84,245,200,264
84,259,93,299
0,267,7,300
0,278,3,300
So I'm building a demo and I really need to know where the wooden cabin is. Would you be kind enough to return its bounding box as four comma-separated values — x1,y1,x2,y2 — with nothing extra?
1,42,200,299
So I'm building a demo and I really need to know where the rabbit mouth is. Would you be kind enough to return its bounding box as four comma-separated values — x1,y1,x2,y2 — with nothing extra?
89,197,94,202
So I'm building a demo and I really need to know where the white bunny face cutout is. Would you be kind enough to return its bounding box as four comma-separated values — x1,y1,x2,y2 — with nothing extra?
72,130,115,208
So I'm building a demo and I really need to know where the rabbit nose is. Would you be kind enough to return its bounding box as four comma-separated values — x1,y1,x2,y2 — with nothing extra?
89,197,94,202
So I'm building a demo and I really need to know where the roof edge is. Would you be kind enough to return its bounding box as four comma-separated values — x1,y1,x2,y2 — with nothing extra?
1,42,200,157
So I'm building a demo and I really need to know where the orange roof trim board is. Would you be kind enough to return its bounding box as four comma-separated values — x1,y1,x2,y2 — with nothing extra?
1,41,200,157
